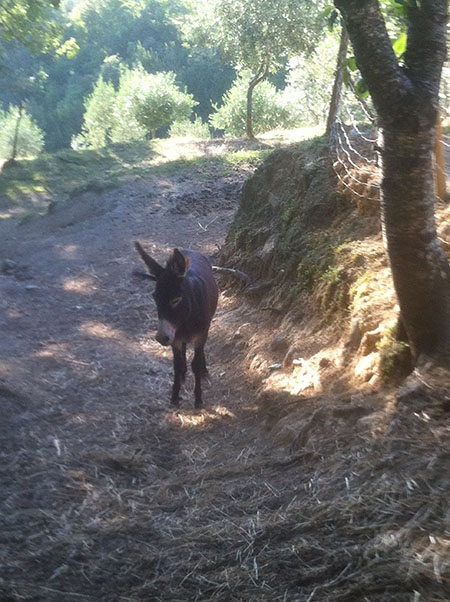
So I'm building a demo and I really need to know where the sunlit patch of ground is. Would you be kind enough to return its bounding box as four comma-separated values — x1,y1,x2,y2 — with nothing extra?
62,275,98,294
167,405,237,429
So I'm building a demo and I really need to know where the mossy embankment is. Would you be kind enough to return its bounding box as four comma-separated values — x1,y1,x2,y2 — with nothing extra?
219,136,409,393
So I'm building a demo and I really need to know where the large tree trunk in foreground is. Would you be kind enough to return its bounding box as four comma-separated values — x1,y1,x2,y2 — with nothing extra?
334,0,450,364
246,64,269,140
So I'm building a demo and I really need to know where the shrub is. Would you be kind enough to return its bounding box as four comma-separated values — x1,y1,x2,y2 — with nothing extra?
209,72,293,137
133,71,197,138
0,106,45,160
77,76,116,149
169,117,211,139
109,66,149,144
75,66,197,148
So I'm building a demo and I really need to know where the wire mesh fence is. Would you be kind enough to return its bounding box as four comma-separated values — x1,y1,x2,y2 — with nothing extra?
330,88,381,214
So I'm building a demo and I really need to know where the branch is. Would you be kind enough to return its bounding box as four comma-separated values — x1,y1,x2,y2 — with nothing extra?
212,265,252,286
249,61,270,91
334,0,407,121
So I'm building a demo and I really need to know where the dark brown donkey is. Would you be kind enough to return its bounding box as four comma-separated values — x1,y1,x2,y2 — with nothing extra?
135,242,218,408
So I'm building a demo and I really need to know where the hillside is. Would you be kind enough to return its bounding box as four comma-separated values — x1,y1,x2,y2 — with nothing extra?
0,136,449,601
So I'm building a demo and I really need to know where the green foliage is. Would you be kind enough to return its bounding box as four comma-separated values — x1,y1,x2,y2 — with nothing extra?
214,0,326,75
211,0,327,137
319,265,349,317
109,67,150,144
133,72,197,136
282,34,340,126
0,0,62,55
377,327,412,381
74,76,116,149
210,73,292,136
169,117,211,139
0,106,45,160
349,270,372,311
75,67,196,148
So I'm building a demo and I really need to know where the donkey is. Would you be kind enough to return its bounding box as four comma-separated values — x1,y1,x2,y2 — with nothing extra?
135,242,218,408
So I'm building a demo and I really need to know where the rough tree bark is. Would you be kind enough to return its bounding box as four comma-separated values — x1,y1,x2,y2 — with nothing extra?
246,63,269,140
334,0,450,366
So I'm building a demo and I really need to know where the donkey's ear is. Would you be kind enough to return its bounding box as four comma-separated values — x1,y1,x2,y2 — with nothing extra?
169,248,191,277
134,241,163,280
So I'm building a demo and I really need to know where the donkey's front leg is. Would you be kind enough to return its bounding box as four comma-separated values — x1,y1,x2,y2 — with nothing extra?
192,343,206,409
171,344,185,406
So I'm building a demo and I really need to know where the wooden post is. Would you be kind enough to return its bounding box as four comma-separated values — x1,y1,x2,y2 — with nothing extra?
434,108,447,200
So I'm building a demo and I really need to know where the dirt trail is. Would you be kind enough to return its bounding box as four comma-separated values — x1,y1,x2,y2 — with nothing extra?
0,161,309,601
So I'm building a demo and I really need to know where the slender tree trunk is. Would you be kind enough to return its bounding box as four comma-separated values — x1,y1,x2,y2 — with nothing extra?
11,104,23,162
246,83,256,140
246,64,269,140
334,0,450,364
326,25,349,143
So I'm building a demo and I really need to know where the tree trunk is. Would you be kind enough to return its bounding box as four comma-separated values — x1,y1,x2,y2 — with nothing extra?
382,127,450,359
334,0,450,364
11,104,23,162
246,64,269,140
326,25,349,143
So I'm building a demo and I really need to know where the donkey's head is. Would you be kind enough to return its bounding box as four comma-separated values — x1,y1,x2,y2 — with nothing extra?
135,242,191,346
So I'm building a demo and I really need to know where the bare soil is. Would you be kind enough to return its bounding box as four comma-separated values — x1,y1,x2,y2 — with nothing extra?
1,143,450,602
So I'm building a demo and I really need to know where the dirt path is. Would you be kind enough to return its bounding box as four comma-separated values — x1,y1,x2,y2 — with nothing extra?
0,162,311,602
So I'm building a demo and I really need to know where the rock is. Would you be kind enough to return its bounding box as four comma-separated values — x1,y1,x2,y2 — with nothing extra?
345,319,363,350
360,327,383,356
1,259,17,274
269,335,289,356
243,280,273,297
438,222,450,257
233,323,252,340
283,344,303,368
319,357,331,369
355,352,378,382
1,259,31,281
268,363,282,371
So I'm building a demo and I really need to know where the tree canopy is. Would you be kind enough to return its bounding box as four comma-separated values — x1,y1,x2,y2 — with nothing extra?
0,0,62,55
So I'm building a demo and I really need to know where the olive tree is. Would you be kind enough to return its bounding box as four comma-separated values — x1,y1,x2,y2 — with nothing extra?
214,0,326,138
76,67,196,147
0,106,44,160
133,72,196,139
210,71,291,136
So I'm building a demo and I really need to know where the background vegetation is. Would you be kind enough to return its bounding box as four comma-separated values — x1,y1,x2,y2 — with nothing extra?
2,0,450,161
0,0,338,157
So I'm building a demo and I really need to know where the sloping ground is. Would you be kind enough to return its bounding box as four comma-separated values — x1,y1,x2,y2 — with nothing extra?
0,138,449,602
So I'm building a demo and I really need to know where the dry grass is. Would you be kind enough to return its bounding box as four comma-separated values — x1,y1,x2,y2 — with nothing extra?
2,365,450,602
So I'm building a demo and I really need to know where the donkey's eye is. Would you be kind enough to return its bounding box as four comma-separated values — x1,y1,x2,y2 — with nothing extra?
170,296,182,308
